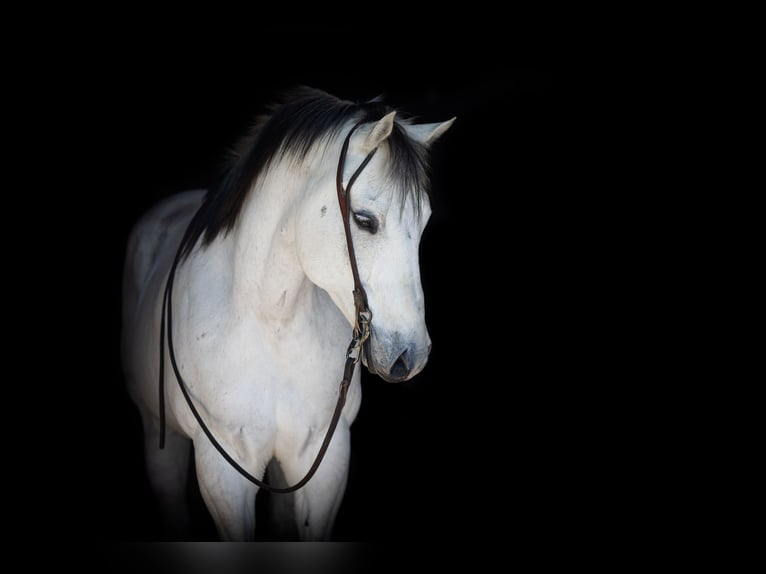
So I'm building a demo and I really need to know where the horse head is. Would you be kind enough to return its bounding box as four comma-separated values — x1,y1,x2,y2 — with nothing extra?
296,107,455,382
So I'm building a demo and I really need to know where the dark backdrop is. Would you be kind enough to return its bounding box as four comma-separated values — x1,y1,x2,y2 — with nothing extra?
53,66,584,545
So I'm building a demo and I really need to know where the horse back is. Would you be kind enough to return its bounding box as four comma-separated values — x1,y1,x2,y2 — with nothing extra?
122,190,205,325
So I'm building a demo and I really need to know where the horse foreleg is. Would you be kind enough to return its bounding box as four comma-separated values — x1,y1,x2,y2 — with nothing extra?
139,408,193,539
192,440,263,541
277,426,351,541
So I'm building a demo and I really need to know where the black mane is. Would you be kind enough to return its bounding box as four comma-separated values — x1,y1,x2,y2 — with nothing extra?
179,86,430,259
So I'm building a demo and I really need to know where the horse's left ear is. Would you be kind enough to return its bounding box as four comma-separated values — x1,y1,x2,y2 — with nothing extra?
405,117,457,147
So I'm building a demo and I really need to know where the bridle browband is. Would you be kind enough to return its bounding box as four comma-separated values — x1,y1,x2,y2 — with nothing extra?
158,121,377,493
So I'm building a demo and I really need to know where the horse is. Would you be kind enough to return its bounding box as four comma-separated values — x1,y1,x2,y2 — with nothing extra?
120,86,454,540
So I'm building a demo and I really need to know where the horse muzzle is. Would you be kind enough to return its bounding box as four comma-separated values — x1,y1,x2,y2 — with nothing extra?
363,329,431,383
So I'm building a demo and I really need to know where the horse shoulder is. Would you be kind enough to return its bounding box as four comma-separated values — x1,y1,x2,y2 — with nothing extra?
122,190,207,408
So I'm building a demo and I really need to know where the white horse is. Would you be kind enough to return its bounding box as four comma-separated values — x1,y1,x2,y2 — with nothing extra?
121,86,454,540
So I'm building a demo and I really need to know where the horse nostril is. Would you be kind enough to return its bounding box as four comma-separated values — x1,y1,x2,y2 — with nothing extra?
390,350,410,380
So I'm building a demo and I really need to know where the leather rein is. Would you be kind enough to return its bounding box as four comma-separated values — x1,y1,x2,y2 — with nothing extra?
158,121,376,493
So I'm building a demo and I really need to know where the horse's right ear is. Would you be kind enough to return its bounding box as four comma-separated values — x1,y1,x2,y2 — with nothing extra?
362,111,397,152
405,117,456,147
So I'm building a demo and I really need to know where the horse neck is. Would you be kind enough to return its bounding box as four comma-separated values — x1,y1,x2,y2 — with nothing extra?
227,157,327,325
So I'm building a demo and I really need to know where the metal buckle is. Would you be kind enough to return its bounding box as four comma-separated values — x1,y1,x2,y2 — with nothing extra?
347,308,372,364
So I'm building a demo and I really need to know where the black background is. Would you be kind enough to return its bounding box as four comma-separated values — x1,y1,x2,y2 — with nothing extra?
44,61,595,547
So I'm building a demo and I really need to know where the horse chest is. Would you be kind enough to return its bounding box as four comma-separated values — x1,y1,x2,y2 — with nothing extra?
171,314,350,434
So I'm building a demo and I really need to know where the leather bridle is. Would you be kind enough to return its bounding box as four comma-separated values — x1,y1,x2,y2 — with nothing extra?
158,120,377,493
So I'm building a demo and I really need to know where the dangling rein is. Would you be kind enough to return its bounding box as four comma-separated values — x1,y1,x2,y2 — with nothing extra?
158,122,376,493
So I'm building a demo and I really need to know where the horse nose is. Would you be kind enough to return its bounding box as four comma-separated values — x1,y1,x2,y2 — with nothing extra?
374,335,431,383
390,349,411,380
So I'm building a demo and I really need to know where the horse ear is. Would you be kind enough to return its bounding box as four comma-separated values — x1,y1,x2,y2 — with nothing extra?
405,117,457,146
362,111,397,152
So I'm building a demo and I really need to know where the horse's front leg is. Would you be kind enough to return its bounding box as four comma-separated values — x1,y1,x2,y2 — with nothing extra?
192,438,264,541
277,424,351,541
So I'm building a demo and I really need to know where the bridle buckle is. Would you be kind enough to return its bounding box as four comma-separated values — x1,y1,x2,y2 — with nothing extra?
347,307,372,364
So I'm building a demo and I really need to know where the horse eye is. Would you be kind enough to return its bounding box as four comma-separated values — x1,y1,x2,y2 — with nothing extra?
352,212,378,234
